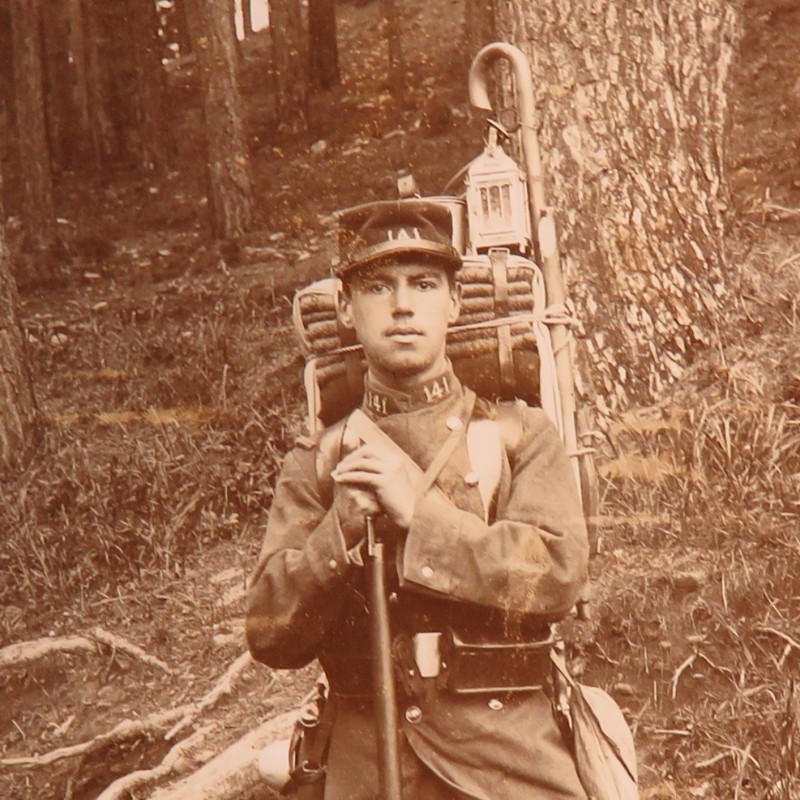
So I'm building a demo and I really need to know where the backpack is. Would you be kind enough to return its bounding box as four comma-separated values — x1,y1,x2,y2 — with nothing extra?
292,245,598,553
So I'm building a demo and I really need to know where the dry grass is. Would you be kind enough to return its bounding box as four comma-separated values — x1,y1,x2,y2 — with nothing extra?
0,251,309,632
586,230,800,799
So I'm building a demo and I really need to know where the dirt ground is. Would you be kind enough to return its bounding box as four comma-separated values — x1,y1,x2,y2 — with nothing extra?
1,0,799,798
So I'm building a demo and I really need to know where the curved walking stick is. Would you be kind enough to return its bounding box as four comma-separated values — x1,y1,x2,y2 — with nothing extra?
469,43,598,558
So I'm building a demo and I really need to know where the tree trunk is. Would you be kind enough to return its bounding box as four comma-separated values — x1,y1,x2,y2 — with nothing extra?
0,171,38,471
95,0,175,172
242,0,253,37
79,0,117,168
10,0,56,253
381,0,406,105
126,0,175,171
496,1,744,411
185,0,254,242
269,0,308,124
308,0,340,91
40,1,71,171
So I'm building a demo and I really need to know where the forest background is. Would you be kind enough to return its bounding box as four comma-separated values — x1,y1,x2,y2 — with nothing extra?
0,0,799,799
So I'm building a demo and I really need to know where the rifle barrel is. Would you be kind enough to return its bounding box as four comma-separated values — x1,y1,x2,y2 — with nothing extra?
366,517,403,800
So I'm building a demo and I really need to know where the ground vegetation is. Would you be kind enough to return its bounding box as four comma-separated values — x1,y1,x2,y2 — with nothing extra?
0,0,799,798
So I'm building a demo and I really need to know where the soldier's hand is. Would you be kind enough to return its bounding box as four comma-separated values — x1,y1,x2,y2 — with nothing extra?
333,482,381,548
331,443,416,530
332,429,381,547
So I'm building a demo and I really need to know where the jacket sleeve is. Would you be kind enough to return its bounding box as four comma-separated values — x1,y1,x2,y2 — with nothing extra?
400,407,588,621
245,447,352,668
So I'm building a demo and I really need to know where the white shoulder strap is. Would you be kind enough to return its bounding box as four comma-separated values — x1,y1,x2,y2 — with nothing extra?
465,419,503,523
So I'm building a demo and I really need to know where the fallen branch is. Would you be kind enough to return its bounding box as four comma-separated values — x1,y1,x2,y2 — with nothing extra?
148,710,298,800
165,651,259,741
94,725,215,800
1,706,191,769
0,627,172,675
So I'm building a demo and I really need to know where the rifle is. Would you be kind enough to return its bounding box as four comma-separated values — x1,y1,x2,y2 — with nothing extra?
365,514,403,800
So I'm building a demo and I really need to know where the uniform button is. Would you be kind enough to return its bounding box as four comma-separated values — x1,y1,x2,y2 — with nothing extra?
464,471,479,487
488,698,504,711
328,559,338,570
421,565,434,579
446,416,463,432
405,706,422,723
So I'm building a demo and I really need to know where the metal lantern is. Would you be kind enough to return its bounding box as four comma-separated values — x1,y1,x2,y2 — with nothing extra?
464,126,532,254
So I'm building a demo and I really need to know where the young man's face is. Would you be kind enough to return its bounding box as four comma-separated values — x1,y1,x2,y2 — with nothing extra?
337,261,462,389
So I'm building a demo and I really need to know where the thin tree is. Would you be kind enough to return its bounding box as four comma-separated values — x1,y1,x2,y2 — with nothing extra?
0,168,38,470
78,0,117,167
308,0,340,92
185,0,254,241
381,0,405,105
93,0,175,172
270,0,308,124
39,0,116,171
126,0,176,171
40,1,71,170
242,0,253,37
10,0,56,253
495,1,744,410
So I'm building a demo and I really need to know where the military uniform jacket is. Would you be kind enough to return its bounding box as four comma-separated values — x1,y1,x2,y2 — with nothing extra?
247,370,590,800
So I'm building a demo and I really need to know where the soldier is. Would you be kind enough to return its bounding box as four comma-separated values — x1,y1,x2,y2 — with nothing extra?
246,199,590,799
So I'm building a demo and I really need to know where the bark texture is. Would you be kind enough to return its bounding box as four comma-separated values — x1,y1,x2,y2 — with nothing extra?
186,0,254,241
0,204,38,470
10,0,56,252
496,0,744,409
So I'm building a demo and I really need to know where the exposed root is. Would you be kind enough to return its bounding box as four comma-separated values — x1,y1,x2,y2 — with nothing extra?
147,710,297,800
165,650,263,741
94,725,215,800
0,626,172,674
1,706,191,769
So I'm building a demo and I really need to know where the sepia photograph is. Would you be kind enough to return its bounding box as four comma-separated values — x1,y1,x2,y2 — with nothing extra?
0,1,798,799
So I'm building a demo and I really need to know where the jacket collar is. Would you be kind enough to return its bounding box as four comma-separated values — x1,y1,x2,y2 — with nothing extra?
362,366,461,417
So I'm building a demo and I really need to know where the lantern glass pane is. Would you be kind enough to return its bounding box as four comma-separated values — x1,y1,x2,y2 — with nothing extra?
490,186,502,219
502,184,511,216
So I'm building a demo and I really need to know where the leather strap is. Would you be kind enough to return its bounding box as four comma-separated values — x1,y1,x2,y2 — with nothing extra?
334,311,364,408
489,248,516,394
415,389,476,497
